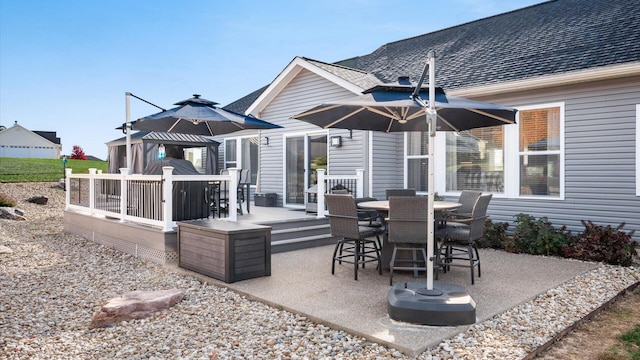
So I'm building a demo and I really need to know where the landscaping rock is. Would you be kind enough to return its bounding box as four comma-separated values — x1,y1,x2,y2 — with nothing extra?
90,289,184,328
0,245,13,254
0,207,26,220
27,196,48,205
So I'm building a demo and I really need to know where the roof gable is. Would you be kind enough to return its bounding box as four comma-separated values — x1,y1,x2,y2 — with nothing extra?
245,57,382,115
0,123,59,147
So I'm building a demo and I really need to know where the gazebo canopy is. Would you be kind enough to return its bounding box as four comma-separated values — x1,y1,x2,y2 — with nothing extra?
106,131,220,174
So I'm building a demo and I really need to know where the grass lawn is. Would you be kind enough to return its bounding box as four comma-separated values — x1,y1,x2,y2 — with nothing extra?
0,158,108,182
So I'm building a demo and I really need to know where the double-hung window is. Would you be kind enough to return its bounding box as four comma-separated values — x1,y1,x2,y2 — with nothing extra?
405,132,429,191
517,104,563,197
417,102,564,198
445,127,505,193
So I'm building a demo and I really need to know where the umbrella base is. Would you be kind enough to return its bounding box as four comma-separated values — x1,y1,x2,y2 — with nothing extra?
387,282,476,326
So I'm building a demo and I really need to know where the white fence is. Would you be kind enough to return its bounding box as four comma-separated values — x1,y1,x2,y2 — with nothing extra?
65,167,240,231
314,169,365,218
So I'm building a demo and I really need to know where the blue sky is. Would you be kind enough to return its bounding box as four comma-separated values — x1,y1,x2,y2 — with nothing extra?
0,0,542,160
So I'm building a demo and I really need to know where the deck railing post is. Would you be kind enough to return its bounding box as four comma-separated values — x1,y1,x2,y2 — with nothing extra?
227,168,239,222
356,169,364,198
89,168,96,215
64,168,72,210
316,169,326,218
162,166,175,231
119,168,128,222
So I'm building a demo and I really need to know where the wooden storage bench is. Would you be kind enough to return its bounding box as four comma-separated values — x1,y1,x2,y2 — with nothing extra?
177,220,271,283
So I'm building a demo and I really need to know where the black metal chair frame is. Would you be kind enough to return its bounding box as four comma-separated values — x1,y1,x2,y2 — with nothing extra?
435,194,492,285
325,194,383,281
387,196,429,286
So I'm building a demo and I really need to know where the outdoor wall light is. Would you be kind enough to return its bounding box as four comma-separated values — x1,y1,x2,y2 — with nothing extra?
330,136,342,147
158,144,166,159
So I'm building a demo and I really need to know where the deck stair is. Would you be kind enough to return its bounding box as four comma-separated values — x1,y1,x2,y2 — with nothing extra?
253,217,337,253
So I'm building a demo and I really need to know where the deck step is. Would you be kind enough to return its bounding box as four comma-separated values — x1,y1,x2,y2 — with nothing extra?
253,216,335,252
270,224,330,242
271,234,337,253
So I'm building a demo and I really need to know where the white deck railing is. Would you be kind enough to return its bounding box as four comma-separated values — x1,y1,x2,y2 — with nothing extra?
315,169,365,218
65,167,239,231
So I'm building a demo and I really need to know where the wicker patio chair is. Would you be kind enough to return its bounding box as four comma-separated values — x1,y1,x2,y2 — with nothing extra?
435,194,492,285
385,188,417,198
325,194,383,281
387,196,429,286
438,190,482,228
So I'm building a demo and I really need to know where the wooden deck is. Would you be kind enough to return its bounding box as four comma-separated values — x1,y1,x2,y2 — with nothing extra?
63,201,334,265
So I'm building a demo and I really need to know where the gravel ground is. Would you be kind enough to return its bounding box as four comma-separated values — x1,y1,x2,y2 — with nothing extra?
1,182,639,359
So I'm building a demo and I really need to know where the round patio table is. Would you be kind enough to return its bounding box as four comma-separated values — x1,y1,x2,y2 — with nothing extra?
357,200,462,271
357,200,462,212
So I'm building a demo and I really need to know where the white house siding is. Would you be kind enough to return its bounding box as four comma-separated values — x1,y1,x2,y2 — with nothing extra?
0,125,60,159
370,131,404,199
472,75,640,240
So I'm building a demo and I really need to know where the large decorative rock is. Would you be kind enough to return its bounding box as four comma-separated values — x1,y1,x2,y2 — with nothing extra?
0,208,25,220
90,289,184,328
27,196,48,205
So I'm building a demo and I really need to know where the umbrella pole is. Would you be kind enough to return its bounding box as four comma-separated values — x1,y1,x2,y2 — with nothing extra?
125,92,132,174
426,53,437,292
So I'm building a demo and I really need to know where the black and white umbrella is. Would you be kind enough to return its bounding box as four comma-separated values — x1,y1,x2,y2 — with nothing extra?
292,52,517,291
123,93,281,173
132,94,282,136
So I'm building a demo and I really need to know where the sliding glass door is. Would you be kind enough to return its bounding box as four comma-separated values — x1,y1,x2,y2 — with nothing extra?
284,133,327,207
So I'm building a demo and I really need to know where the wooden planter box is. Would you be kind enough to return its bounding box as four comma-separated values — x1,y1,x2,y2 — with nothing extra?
177,220,271,283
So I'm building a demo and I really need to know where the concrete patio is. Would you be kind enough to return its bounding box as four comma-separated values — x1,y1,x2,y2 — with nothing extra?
173,243,599,356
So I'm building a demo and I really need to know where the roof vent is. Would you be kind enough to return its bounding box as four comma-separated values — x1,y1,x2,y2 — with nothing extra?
397,76,411,85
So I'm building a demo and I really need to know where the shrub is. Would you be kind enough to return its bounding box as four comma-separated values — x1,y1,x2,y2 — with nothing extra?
0,193,17,207
477,219,509,249
512,213,572,256
562,220,638,266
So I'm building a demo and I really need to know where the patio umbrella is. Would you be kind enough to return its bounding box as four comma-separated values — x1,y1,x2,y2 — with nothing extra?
123,93,281,174
132,94,282,136
292,52,517,293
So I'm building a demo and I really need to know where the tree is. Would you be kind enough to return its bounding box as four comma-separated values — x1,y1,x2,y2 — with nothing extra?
70,145,87,160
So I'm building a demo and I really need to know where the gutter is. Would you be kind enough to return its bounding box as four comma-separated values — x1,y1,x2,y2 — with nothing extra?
448,62,640,98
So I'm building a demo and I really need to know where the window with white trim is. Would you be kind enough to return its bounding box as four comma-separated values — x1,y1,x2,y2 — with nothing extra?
518,105,562,197
445,127,505,193
432,102,564,198
224,136,259,185
405,132,429,192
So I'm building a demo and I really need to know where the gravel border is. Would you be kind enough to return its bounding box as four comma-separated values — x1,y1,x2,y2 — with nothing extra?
1,182,639,359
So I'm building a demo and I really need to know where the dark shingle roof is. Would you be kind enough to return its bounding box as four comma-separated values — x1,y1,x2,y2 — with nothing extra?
33,131,61,144
337,0,640,89
227,0,639,112
224,85,268,113
304,58,382,90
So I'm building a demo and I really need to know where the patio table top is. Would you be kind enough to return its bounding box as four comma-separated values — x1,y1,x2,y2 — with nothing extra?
357,200,462,212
